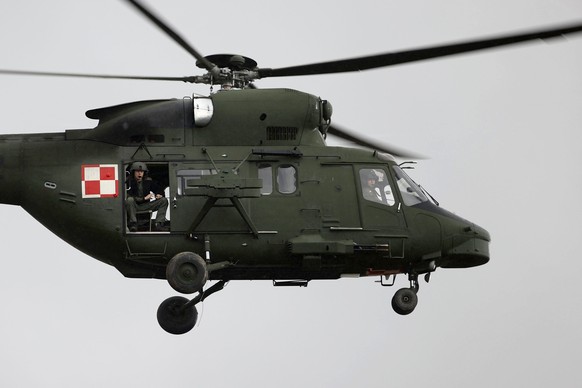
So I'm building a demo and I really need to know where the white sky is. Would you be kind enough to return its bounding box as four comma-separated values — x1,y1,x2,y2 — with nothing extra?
0,1,581,387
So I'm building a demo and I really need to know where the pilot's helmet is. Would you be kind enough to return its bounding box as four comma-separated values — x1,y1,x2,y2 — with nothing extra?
130,161,148,172
367,171,378,181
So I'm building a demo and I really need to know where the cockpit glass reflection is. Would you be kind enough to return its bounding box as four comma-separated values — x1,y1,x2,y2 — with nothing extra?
392,166,428,206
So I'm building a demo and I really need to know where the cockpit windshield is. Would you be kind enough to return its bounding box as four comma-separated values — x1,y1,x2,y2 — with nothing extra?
392,166,428,206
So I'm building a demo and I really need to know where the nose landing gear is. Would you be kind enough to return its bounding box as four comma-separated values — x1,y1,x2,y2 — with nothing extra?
391,287,418,315
391,273,420,315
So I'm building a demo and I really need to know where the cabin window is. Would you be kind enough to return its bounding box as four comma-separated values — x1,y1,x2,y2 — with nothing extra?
277,165,297,194
258,164,273,195
359,168,395,206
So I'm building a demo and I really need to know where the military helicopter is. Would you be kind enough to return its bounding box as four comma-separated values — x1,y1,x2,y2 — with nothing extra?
0,0,581,334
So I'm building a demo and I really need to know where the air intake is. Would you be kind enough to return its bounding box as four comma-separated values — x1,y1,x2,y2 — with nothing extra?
266,126,298,141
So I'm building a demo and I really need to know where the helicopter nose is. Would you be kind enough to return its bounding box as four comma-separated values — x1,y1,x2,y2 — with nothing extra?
441,223,490,268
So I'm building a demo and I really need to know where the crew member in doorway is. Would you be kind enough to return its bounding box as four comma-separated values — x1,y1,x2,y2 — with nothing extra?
126,162,169,232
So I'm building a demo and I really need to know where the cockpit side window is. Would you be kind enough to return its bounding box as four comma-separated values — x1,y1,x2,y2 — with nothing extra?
392,166,428,206
359,168,395,206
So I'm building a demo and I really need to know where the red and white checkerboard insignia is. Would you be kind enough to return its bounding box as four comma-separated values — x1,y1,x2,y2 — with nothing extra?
81,164,119,198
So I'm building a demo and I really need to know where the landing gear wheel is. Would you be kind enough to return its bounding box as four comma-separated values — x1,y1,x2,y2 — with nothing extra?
391,288,418,315
166,252,208,294
157,296,198,335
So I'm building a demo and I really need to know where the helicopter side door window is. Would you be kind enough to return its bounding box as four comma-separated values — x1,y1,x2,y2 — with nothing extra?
277,165,297,194
258,164,273,195
359,168,395,206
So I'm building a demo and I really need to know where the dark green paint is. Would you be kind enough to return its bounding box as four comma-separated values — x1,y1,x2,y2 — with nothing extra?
0,88,490,283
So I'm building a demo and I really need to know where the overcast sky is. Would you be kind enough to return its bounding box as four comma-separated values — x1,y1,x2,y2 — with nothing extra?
0,1,581,387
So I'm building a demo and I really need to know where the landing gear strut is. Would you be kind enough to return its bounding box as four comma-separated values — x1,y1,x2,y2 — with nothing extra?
158,251,231,334
391,273,419,315
157,280,228,334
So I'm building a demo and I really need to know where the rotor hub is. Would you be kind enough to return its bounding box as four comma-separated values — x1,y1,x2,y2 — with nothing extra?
196,54,257,71
192,54,259,89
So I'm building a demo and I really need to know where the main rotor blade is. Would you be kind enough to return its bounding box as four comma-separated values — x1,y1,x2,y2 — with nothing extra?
327,124,424,159
124,0,218,74
0,69,196,82
258,22,582,78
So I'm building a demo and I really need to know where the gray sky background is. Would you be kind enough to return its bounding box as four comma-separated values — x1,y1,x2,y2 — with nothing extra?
0,1,581,387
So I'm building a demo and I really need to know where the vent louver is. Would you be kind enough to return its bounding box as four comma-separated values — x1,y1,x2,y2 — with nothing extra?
266,126,298,141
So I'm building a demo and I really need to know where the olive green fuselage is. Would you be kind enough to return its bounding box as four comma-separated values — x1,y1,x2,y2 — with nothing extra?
0,88,489,281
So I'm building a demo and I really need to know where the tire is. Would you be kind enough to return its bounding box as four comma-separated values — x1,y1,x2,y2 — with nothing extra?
166,252,208,294
157,296,198,335
391,288,418,315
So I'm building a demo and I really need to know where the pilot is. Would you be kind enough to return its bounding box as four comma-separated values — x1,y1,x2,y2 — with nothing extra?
126,162,169,232
362,171,384,203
